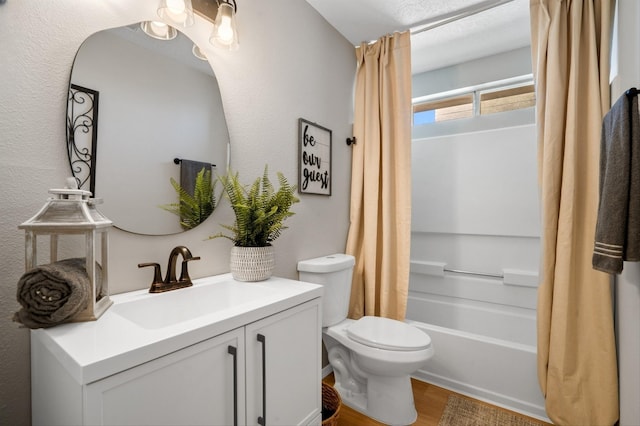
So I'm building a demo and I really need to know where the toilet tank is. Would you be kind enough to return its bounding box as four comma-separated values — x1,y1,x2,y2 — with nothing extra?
297,254,355,327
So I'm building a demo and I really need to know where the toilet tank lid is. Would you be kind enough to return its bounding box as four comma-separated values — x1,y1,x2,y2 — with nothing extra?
297,254,355,273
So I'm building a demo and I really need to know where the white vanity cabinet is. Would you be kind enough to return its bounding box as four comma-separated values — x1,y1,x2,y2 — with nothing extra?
246,301,322,426
85,328,246,426
31,274,323,426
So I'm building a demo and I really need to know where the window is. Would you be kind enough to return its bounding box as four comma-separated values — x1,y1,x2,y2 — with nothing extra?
413,78,535,125
480,85,535,115
413,95,473,124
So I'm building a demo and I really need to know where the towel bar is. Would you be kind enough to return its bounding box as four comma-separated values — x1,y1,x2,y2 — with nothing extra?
174,158,216,167
443,267,503,279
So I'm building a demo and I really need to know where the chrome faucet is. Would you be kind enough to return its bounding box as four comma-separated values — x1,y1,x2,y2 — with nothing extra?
138,246,201,293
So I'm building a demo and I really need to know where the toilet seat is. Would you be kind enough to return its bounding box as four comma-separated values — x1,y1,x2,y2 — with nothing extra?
346,316,431,351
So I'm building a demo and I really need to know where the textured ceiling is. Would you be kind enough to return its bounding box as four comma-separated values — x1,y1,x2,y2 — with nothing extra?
304,0,531,74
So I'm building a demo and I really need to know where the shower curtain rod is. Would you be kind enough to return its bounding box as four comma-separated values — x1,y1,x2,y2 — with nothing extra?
410,0,515,36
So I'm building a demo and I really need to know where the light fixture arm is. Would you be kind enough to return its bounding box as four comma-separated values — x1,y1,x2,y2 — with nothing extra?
217,0,237,13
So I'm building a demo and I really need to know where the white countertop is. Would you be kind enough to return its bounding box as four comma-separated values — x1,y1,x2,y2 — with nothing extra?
32,274,322,384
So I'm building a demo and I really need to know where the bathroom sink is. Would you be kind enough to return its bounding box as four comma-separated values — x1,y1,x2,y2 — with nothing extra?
111,279,274,329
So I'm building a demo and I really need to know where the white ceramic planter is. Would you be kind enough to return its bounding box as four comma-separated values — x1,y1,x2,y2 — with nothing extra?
230,246,275,282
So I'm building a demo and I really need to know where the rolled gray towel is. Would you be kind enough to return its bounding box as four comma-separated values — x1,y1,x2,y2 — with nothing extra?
13,258,101,329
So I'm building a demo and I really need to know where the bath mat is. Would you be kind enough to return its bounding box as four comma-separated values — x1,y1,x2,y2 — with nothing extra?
438,395,548,426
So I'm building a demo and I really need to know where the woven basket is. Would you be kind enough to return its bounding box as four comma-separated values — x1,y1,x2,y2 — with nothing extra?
230,246,275,282
322,383,342,426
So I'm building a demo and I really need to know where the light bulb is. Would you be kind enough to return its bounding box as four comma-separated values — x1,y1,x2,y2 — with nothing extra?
157,0,193,27
141,21,177,40
216,17,234,45
166,0,185,14
210,2,238,50
151,21,168,34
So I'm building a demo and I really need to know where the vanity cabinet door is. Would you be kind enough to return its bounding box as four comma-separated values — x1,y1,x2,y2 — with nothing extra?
245,299,322,426
84,328,246,426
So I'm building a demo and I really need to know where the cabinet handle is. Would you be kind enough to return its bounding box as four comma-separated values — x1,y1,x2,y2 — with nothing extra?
257,333,266,426
228,345,238,426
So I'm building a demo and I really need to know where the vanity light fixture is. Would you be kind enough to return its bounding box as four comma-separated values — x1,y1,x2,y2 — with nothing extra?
158,0,195,28
146,0,240,53
140,21,178,40
209,0,239,51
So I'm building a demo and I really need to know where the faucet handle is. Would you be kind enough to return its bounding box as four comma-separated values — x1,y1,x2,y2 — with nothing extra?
179,256,201,283
138,262,164,292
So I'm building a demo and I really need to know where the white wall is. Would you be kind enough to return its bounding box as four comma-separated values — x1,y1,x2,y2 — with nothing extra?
612,1,640,424
412,46,532,98
0,1,356,424
412,47,534,139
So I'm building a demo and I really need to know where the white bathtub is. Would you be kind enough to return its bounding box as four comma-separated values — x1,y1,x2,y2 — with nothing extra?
408,319,549,421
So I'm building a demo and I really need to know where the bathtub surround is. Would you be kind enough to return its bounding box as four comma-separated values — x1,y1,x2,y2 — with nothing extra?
530,1,618,424
409,46,543,417
347,31,413,320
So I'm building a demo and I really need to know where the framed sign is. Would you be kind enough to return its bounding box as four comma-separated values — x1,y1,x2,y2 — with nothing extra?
298,118,332,195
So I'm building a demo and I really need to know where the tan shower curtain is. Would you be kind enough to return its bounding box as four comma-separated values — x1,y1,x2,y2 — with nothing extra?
346,31,412,321
530,0,618,424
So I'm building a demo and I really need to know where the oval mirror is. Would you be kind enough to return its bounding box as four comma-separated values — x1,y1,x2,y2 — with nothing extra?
67,23,229,235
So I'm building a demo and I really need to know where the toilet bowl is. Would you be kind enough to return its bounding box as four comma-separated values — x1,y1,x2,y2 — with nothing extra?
298,254,434,425
324,317,434,425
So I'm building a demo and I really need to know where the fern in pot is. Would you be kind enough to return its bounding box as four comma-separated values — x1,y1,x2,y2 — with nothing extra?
210,166,299,281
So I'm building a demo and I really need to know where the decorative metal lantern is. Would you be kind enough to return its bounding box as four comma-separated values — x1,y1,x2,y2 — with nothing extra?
18,180,113,323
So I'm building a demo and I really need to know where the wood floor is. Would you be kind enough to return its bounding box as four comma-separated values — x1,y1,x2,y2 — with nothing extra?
322,374,550,426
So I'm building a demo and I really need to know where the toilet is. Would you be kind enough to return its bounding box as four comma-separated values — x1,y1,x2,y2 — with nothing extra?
297,254,434,425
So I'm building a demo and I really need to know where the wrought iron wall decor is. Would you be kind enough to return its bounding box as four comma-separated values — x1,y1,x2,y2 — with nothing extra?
67,84,99,194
